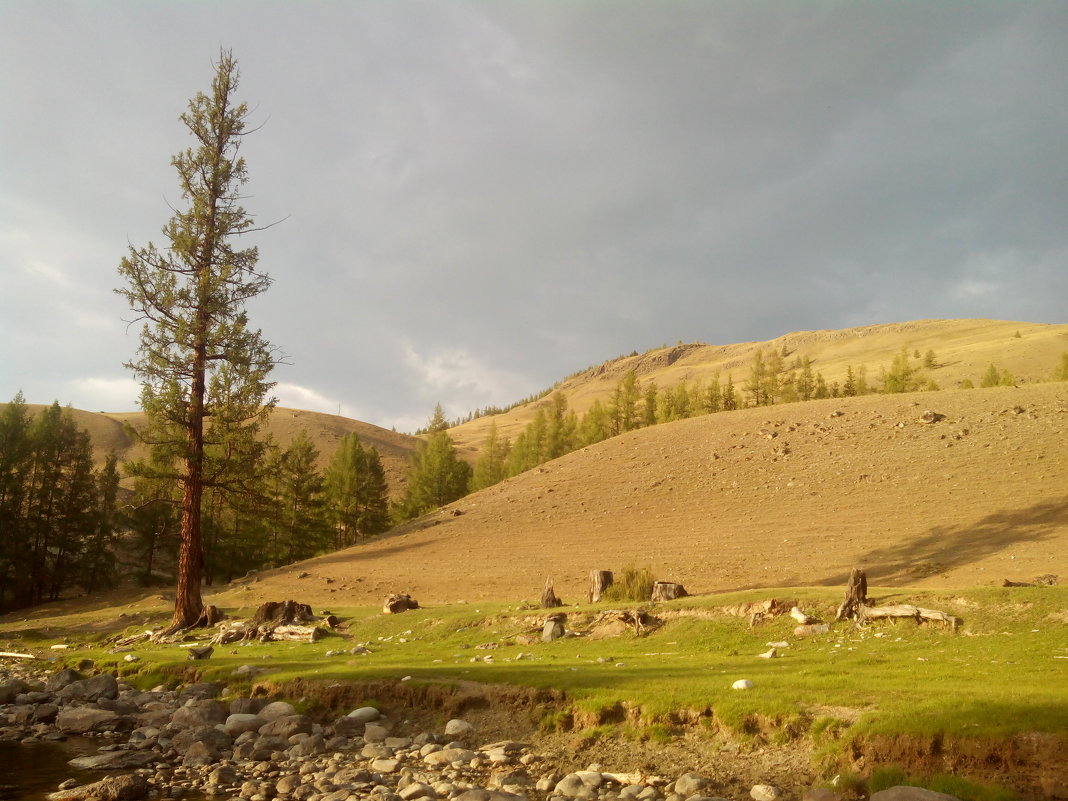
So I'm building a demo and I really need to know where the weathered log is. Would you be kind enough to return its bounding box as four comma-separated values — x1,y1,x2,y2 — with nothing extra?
265,624,324,642
1003,574,1059,587
588,570,614,603
857,603,961,630
383,593,419,614
835,568,868,621
0,651,36,659
541,576,563,608
651,582,687,602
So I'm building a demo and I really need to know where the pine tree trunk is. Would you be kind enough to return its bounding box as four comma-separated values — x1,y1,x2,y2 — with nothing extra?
173,337,208,630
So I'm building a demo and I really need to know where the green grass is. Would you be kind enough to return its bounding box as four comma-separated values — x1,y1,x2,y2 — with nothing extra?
3,585,1066,775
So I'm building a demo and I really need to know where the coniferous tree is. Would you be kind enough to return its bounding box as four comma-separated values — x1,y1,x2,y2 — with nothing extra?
642,382,659,426
610,371,641,434
842,365,857,397
579,399,614,445
470,421,509,492
883,347,914,393
797,357,816,401
324,433,390,548
397,406,471,519
722,375,738,411
746,350,767,407
80,454,121,594
980,364,1001,388
116,51,276,629
266,431,329,564
545,392,577,460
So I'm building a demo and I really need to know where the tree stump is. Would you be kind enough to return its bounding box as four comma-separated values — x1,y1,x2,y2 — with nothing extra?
835,568,868,621
541,576,563,608
651,582,687,602
193,605,225,628
588,570,614,603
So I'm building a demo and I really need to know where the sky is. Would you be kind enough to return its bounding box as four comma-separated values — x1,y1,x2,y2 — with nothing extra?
2,2,1066,433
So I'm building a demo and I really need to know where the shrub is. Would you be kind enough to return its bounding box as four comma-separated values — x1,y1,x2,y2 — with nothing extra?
603,566,656,602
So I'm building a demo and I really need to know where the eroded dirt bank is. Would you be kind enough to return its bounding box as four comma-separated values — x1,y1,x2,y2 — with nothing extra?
264,676,1067,799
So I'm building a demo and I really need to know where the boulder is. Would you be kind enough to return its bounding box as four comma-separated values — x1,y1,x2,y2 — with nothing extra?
224,713,266,737
83,673,119,701
674,774,710,797
177,682,223,702
424,747,476,767
229,697,266,715
347,706,381,723
171,724,232,756
258,713,314,738
453,792,526,801
55,707,120,734
363,722,389,742
45,668,83,692
67,751,158,771
171,699,225,728
444,718,474,737
47,773,150,800
751,785,782,801
0,679,29,704
258,700,297,720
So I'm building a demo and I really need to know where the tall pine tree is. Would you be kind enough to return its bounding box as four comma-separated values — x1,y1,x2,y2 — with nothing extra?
116,51,276,629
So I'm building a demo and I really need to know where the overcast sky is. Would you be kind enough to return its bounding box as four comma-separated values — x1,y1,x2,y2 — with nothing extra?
2,2,1065,433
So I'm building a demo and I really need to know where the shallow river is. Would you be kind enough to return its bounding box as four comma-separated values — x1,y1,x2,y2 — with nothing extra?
0,739,95,801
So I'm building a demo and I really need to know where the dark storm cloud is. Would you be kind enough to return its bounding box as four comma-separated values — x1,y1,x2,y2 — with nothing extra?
1,1,1064,430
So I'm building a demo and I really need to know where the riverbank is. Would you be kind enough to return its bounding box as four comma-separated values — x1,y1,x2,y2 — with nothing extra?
0,660,823,801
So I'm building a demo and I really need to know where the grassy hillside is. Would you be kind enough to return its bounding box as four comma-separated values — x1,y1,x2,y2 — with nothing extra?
201,380,1068,609
12,404,421,499
447,318,1068,459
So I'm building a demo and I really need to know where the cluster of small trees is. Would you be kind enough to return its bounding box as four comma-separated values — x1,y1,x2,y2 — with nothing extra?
0,392,392,613
0,395,120,613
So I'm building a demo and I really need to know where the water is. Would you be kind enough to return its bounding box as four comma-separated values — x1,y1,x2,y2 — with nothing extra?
0,738,96,801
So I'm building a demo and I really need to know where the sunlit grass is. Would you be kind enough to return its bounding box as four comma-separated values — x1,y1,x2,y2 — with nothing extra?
4,585,1066,750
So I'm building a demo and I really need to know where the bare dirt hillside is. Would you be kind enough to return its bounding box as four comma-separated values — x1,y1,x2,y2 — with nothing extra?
210,382,1068,609
448,318,1068,459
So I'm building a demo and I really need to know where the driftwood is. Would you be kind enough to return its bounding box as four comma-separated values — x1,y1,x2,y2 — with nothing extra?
541,576,563,608
588,570,614,603
211,600,324,644
383,593,420,614
0,651,36,659
1003,574,1058,587
835,568,868,622
857,603,961,630
651,582,687,602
